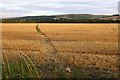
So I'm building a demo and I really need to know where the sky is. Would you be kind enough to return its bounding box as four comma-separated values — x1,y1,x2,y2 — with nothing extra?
0,0,119,18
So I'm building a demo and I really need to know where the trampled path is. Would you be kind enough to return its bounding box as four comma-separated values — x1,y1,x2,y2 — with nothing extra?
33,25,66,78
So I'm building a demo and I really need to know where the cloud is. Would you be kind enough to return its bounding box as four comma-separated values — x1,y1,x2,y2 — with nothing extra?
0,0,119,18
18,2,118,14
0,0,119,2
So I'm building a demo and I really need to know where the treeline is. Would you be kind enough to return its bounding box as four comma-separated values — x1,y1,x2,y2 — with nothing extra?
1,18,120,23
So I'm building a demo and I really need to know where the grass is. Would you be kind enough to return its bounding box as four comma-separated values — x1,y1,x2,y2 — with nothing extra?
2,39,42,78
2,49,39,79
36,24,41,33
2,55,39,78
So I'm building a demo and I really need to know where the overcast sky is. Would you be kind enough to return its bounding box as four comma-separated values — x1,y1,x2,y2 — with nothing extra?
0,0,119,18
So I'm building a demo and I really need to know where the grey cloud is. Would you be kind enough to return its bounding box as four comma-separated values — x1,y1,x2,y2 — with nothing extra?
1,1,119,18
18,2,117,14
1,0,119,2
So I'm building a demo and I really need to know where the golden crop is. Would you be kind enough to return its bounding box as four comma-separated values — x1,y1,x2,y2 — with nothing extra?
2,23,118,78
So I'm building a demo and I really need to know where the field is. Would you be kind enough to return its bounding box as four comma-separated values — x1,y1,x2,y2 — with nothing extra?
2,23,118,78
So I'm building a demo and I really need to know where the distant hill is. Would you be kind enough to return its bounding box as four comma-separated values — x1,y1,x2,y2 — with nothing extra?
99,15,119,21
56,14,109,19
1,14,119,23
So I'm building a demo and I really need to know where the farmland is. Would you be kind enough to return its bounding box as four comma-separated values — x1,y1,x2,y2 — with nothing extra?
2,23,118,78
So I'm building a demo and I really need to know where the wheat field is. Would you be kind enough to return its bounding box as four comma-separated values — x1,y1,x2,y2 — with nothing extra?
2,23,118,78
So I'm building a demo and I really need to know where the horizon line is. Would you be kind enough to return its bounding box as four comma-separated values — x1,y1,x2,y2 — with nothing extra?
1,13,118,19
